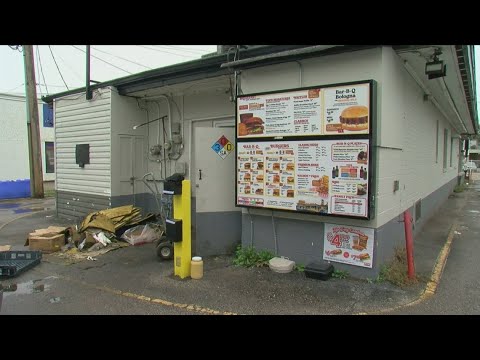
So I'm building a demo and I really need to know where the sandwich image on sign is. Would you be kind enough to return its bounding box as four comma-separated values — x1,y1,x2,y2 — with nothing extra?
239,116,264,136
339,105,369,131
358,253,370,261
329,249,342,256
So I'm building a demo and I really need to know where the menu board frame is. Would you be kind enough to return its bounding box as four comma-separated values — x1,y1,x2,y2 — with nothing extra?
235,79,376,220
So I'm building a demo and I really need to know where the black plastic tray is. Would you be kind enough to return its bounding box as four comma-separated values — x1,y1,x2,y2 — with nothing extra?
0,251,42,278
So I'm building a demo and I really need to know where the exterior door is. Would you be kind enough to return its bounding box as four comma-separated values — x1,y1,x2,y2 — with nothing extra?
119,135,146,206
194,126,241,256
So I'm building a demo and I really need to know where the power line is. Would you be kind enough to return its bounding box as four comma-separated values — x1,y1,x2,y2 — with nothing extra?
8,45,22,52
34,46,43,97
51,45,84,83
36,46,49,94
137,45,197,58
71,45,132,75
152,45,211,55
5,83,25,92
37,83,69,88
91,46,152,70
48,45,69,90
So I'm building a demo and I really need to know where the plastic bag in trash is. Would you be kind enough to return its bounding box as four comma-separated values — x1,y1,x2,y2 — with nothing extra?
121,224,161,246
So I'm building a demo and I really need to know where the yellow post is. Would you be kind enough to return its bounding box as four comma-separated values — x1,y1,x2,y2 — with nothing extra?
173,180,191,279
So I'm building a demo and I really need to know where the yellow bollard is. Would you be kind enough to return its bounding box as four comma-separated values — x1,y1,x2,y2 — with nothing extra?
173,180,191,279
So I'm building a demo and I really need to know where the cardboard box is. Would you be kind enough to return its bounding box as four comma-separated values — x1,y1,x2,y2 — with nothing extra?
69,226,85,243
85,232,97,244
28,233,65,253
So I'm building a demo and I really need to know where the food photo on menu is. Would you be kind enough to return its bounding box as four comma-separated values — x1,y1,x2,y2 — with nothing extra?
238,113,265,136
339,105,369,132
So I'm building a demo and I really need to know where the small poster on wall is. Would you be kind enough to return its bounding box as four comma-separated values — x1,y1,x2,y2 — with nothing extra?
323,223,374,268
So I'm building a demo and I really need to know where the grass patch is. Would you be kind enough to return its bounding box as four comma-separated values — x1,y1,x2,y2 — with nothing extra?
233,245,275,268
376,247,418,287
44,190,56,198
295,264,305,272
332,269,349,279
454,184,466,193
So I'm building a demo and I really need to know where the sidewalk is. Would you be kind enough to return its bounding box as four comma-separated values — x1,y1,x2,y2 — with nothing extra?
0,188,469,315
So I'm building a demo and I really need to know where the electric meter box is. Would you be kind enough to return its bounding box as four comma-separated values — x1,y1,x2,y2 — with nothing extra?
166,219,182,242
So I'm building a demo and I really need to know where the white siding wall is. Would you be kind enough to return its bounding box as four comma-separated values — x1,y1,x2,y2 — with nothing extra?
54,88,111,196
110,89,147,196
135,91,235,194
376,47,459,227
0,94,54,181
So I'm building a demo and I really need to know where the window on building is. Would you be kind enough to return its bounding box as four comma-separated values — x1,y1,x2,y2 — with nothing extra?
45,142,55,173
43,103,54,127
435,120,439,163
450,137,454,167
443,129,448,170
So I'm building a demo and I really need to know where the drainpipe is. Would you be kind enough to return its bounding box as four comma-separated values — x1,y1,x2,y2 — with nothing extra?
403,209,415,279
86,45,92,100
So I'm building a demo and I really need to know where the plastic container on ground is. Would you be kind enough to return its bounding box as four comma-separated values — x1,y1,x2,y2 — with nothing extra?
269,257,295,273
304,261,334,280
191,256,203,279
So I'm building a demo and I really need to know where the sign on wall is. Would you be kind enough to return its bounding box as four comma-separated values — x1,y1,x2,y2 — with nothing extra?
236,139,369,217
237,83,370,138
236,80,374,219
323,224,374,268
211,135,234,159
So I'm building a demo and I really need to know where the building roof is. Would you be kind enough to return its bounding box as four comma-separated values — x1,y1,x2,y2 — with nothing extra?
41,45,315,103
41,45,478,135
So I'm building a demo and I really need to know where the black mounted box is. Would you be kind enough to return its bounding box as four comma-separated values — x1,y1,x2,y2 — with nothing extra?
75,144,90,168
166,219,182,242
305,261,334,281
163,173,184,195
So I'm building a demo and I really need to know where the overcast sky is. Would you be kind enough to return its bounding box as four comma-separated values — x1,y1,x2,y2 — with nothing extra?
0,45,217,96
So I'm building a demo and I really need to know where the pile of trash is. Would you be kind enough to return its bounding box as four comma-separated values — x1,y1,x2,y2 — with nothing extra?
28,205,164,262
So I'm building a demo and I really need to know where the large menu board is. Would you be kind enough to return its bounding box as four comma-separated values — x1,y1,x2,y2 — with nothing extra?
236,80,373,219
236,140,370,218
237,83,370,138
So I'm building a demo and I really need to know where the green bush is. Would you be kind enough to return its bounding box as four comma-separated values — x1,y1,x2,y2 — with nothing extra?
233,245,275,268
332,269,349,279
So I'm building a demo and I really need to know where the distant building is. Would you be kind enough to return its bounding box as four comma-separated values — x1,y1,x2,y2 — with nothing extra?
0,93,55,199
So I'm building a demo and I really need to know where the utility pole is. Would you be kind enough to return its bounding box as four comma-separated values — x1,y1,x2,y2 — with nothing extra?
23,45,44,198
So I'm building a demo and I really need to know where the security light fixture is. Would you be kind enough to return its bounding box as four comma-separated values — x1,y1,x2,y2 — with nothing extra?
425,49,446,79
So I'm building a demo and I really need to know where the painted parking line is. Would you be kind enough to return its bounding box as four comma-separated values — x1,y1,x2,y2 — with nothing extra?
356,222,458,315
33,268,237,315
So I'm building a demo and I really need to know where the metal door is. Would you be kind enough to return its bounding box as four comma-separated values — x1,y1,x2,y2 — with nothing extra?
119,135,146,205
194,127,241,256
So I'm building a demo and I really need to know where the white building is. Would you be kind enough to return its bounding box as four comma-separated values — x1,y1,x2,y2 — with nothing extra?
0,93,55,199
42,45,477,277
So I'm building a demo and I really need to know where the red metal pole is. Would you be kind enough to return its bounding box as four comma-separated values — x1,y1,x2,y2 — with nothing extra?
404,210,415,279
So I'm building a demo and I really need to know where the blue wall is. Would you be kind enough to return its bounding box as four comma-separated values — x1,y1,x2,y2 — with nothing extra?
0,179,31,199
